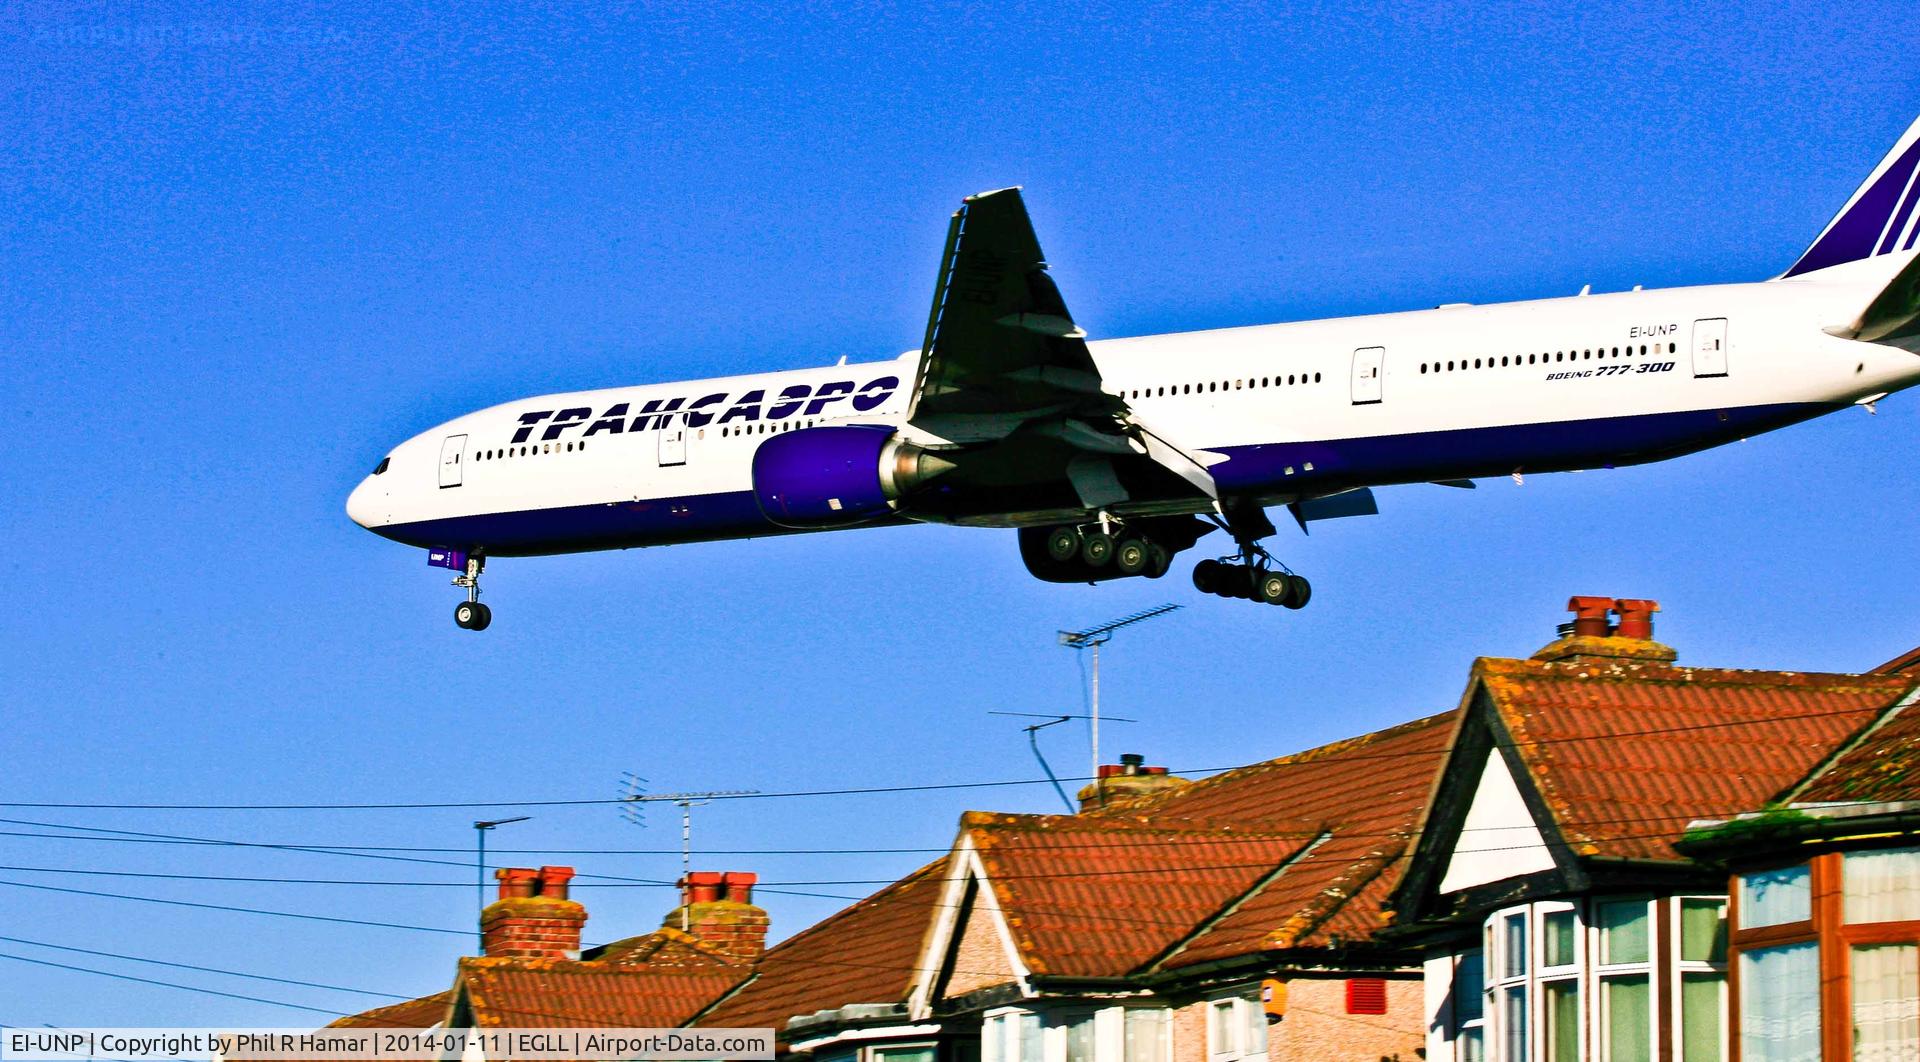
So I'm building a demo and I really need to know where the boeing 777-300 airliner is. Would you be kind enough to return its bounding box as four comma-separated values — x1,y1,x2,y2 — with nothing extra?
350,116,1920,630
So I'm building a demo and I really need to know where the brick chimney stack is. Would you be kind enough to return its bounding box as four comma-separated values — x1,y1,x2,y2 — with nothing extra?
662,871,769,961
1077,753,1190,811
481,865,586,960
1533,596,1676,665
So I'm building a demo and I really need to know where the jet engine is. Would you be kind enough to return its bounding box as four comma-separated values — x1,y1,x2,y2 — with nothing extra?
750,425,955,528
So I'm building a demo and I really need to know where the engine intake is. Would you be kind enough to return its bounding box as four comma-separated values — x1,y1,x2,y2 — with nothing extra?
751,425,953,529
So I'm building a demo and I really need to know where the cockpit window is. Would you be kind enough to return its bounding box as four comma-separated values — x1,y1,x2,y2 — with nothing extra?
372,457,391,476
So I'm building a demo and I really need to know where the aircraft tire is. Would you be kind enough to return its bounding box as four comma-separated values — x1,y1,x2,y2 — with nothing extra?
1046,526,1082,562
1145,545,1172,579
455,601,492,631
1114,537,1150,576
1192,559,1222,594
1283,574,1312,610
1256,571,1291,606
1081,532,1114,568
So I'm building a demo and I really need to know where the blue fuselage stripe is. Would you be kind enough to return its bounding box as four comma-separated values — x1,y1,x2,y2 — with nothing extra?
368,402,1834,556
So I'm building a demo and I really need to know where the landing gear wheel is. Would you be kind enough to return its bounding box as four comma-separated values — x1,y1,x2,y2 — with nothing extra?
1145,544,1172,579
1256,571,1291,606
454,601,492,630
1192,559,1223,594
1081,532,1114,567
1114,537,1150,576
1046,526,1082,562
1219,564,1253,599
1282,574,1312,610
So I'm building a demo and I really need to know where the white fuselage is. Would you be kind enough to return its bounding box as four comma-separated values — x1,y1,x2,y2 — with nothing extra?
347,253,1920,557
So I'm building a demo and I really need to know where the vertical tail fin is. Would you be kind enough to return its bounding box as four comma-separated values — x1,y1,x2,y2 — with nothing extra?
1784,115,1920,278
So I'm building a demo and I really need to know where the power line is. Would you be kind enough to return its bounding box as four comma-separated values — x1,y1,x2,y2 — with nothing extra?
0,879,469,935
0,952,346,1017
0,699,1888,812
0,936,410,999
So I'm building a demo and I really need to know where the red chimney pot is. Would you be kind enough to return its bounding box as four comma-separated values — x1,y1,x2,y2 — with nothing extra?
495,867,539,900
1614,599,1660,640
722,871,758,904
682,871,725,904
1567,596,1615,638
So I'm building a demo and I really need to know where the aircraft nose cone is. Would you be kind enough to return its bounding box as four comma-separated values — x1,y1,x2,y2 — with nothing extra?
346,479,378,528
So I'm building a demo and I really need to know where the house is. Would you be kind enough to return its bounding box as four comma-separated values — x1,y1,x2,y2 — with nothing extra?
326,595,1920,1062
1387,597,1920,1062
1674,647,1920,1062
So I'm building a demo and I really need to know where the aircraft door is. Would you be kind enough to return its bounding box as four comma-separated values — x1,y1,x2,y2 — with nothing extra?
1351,347,1385,404
658,414,688,467
438,434,467,488
1692,319,1728,378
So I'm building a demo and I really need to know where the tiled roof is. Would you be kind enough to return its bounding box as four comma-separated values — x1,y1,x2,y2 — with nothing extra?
326,990,451,1029
697,860,949,1033
963,812,1315,978
1792,689,1920,804
458,951,751,1029
1479,656,1917,861
1135,712,1458,966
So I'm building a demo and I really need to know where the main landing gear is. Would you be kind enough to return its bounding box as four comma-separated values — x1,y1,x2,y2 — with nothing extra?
1191,536,1311,609
452,555,491,631
1042,522,1175,581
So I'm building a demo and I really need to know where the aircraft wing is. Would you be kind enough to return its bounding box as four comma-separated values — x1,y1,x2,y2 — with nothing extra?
906,188,1218,510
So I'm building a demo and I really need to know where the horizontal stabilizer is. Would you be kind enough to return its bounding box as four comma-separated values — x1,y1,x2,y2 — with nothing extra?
1431,479,1477,489
1288,488,1378,533
1828,250,1920,350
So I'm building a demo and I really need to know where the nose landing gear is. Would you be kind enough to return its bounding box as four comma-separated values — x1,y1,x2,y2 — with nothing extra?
451,555,491,631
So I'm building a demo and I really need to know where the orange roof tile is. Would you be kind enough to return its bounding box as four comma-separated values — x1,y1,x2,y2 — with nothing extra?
1479,657,1917,861
964,813,1315,978
1793,690,1920,804
327,991,451,1029
458,954,750,1029
697,860,949,1033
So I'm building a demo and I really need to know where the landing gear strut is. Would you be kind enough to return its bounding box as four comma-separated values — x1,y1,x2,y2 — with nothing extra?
452,555,492,631
1192,538,1311,609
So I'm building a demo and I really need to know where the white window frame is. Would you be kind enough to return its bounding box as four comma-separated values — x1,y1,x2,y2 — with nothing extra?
1590,896,1657,1062
1668,896,1729,1062
983,1008,1045,1062
1534,900,1582,1062
1205,993,1266,1062
989,1004,1172,1062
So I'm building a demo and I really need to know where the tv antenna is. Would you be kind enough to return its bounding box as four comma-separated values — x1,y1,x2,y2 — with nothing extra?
989,710,1136,813
616,776,762,894
472,815,531,951
1058,603,1181,806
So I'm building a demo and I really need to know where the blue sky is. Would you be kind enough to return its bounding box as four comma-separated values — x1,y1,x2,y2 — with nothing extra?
4,0,1919,1027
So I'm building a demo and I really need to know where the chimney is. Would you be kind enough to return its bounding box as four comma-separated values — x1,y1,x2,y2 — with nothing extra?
481,865,586,960
662,870,769,961
1532,596,1676,665
1077,753,1191,811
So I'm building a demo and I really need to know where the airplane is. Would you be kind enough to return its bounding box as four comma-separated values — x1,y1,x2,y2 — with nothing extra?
350,116,1920,630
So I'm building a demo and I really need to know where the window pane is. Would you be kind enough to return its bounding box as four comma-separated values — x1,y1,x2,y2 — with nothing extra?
1543,980,1579,1062
1460,1027,1485,1062
1682,973,1725,1062
1019,1013,1044,1062
1065,1014,1095,1062
1741,942,1820,1062
1210,1001,1234,1056
1740,865,1813,928
1243,1001,1267,1056
1845,848,1920,924
1681,899,1729,964
1604,975,1652,1062
876,1050,936,1062
1504,912,1528,978
1852,944,1919,1062
1503,986,1528,1062
1456,951,1485,1022
1600,901,1650,965
1543,910,1577,967
1125,1010,1168,1062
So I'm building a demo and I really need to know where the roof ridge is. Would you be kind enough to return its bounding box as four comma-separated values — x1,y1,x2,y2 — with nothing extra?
1479,654,1912,686
1128,710,1457,806
963,811,1326,838
1144,830,1332,972
1268,846,1402,949
1780,681,1920,803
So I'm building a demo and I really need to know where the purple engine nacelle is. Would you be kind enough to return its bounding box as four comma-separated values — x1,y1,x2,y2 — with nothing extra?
750,424,953,529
